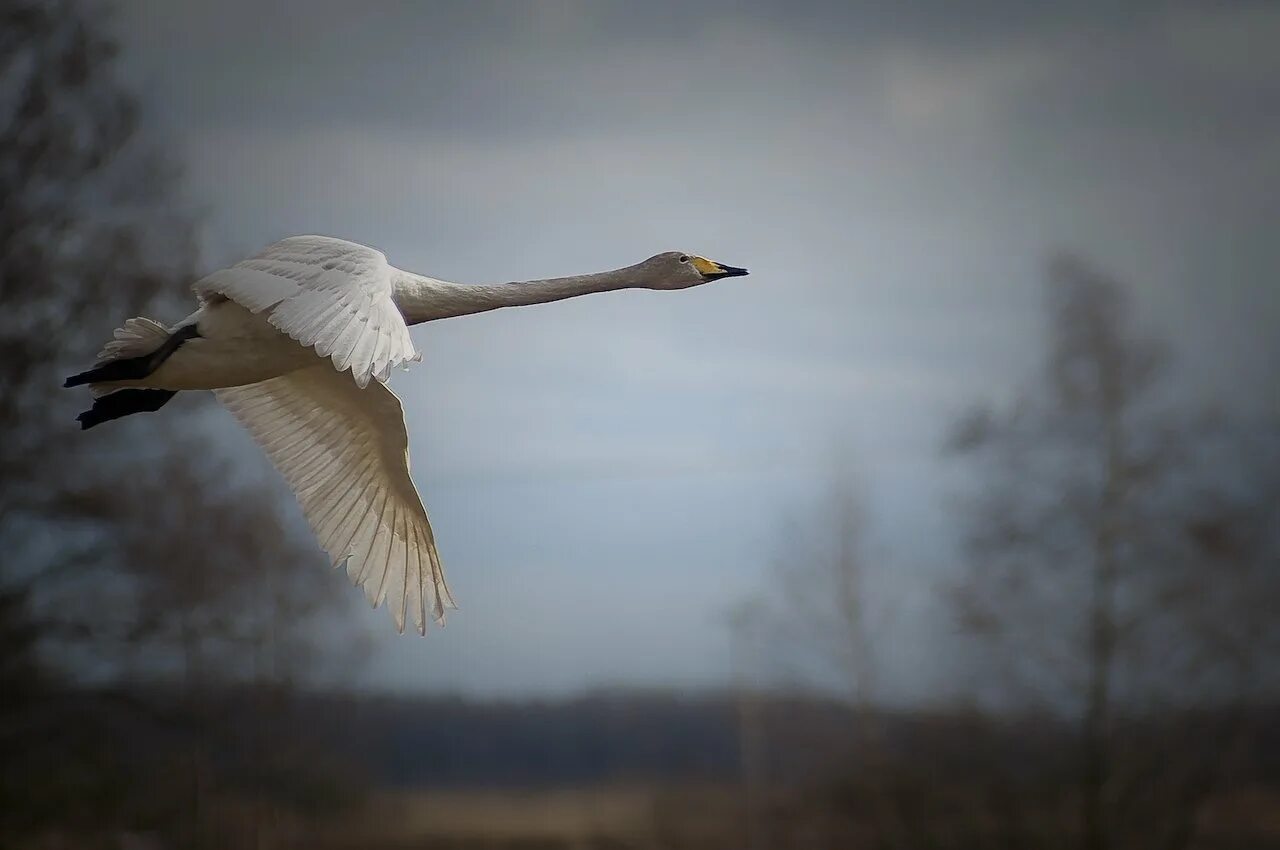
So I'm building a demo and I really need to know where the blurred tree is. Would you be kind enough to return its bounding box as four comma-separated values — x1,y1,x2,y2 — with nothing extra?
946,254,1280,850
739,463,925,843
0,0,356,684
759,468,889,736
0,1,363,843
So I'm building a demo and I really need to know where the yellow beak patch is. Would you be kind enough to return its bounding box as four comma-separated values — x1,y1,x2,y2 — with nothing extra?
691,256,726,276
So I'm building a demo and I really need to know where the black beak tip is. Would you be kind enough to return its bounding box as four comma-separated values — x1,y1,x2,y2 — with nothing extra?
716,265,749,278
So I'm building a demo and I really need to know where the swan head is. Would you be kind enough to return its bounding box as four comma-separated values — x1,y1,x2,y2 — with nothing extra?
637,251,749,290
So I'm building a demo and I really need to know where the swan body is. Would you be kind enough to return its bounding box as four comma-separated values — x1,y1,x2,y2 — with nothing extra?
66,235,748,634
103,300,316,391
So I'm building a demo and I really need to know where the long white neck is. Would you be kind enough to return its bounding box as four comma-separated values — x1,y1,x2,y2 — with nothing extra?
392,264,643,325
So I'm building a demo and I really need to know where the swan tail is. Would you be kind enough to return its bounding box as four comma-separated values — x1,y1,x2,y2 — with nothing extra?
95,317,172,364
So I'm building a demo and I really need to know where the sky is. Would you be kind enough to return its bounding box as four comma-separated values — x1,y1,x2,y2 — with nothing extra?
111,0,1279,699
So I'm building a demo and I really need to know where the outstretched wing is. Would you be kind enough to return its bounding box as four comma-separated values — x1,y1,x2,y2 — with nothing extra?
215,365,456,634
194,235,419,387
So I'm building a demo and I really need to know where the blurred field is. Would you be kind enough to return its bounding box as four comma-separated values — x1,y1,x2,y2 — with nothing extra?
306,785,707,848
168,784,737,850
253,782,1280,850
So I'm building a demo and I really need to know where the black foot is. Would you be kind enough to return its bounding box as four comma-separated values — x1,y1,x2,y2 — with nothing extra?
65,358,150,388
78,389,178,430
65,324,199,388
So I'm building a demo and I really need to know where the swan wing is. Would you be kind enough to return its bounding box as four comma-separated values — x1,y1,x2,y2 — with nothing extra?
194,235,419,388
215,365,455,634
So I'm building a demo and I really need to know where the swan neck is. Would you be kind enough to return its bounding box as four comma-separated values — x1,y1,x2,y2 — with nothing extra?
394,266,639,324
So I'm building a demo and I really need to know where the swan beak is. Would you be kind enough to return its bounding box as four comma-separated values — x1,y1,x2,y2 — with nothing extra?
711,263,749,278
692,256,749,279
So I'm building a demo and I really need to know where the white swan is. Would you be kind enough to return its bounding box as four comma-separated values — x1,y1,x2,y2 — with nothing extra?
65,235,748,635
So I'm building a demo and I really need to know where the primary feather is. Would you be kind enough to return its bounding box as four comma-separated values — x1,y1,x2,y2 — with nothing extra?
216,365,455,634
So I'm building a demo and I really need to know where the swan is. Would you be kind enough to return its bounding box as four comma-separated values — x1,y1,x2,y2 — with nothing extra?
64,235,748,635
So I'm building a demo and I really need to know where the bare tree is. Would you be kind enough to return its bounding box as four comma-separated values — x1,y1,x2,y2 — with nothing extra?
0,0,358,682
738,460,927,846
0,2,364,842
946,254,1279,850
749,453,886,707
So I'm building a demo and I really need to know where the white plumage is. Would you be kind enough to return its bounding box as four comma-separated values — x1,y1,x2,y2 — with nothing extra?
199,238,444,633
217,365,453,634
68,235,748,634
195,237,419,388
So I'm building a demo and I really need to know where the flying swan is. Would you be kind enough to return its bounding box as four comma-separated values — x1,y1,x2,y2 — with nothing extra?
64,236,748,635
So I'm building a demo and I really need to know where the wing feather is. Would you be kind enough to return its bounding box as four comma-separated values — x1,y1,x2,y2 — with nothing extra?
215,365,454,635
194,235,419,387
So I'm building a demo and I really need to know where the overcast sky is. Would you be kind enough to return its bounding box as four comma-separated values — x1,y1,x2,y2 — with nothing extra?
112,0,1278,699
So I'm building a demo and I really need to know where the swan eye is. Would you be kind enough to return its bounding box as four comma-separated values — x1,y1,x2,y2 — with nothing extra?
679,255,689,263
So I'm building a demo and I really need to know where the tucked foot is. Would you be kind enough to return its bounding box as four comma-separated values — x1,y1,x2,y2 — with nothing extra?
77,389,178,430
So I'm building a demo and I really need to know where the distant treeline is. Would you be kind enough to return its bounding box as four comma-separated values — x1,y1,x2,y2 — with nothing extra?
68,684,1280,791
204,687,742,788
